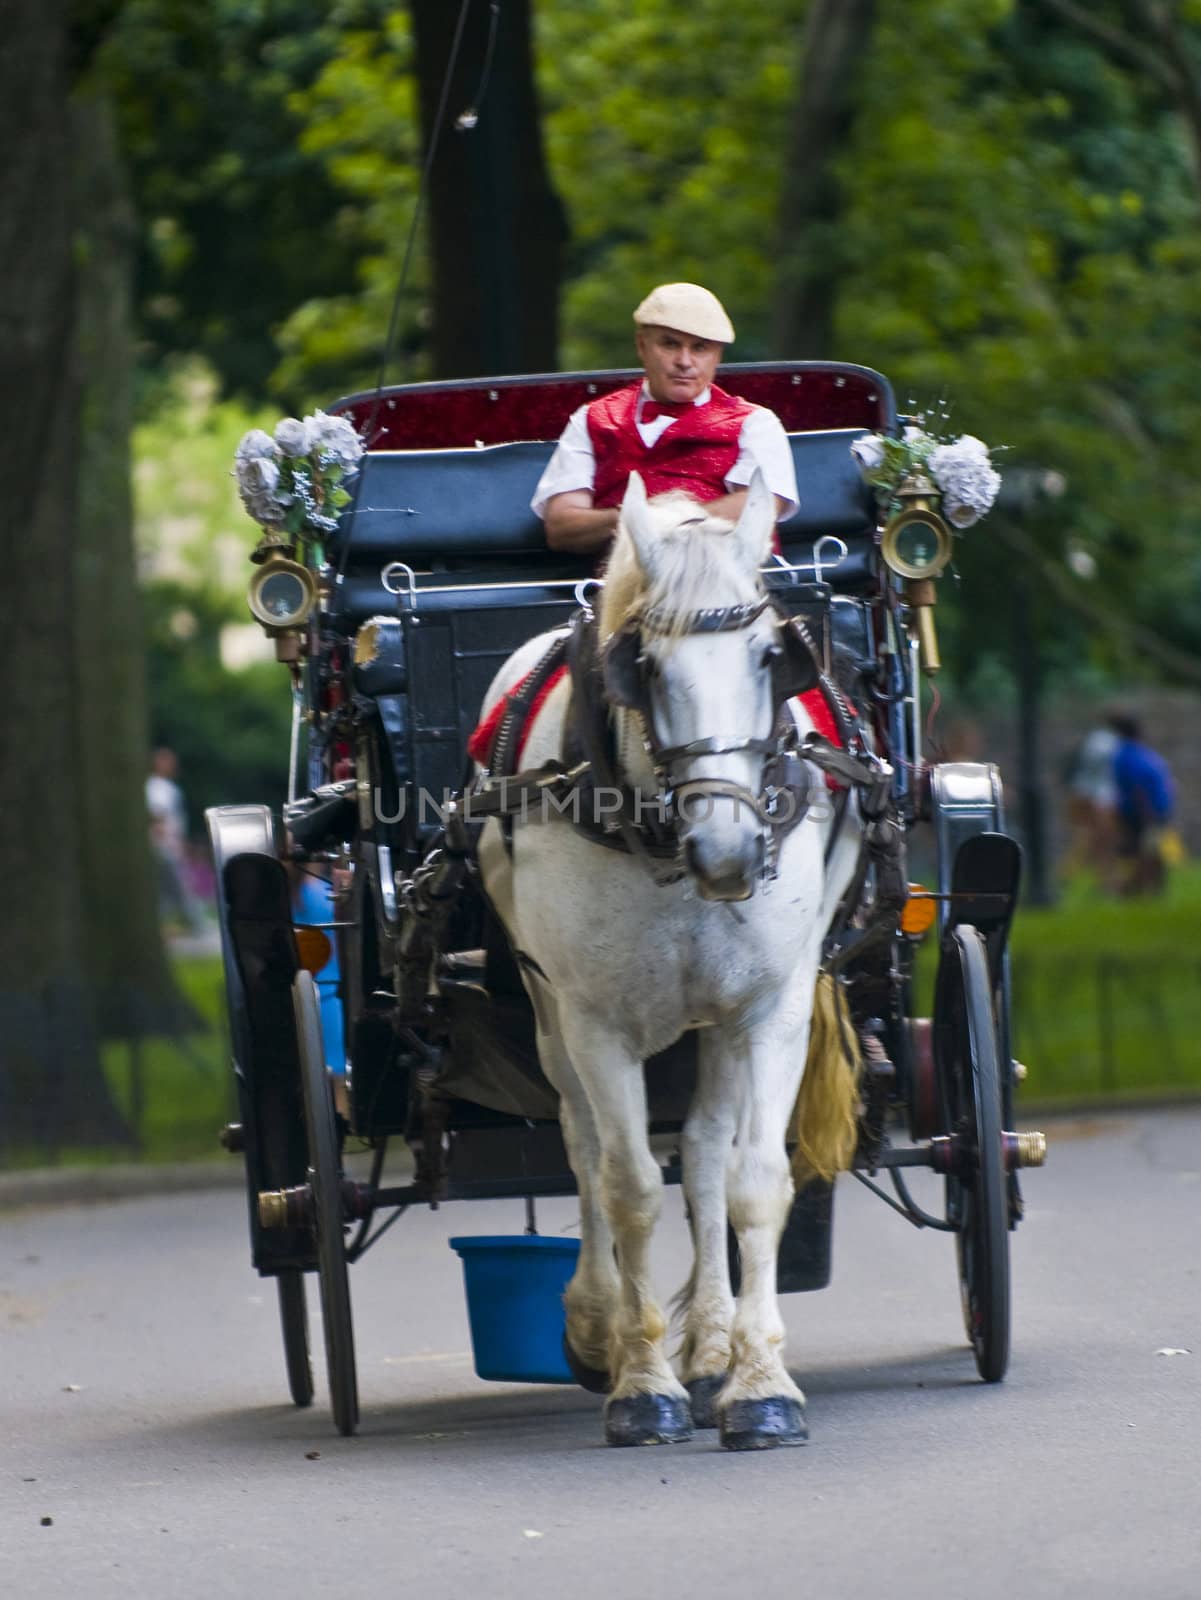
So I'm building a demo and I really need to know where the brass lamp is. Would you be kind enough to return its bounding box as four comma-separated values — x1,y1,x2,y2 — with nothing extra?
247,554,318,663
880,474,953,675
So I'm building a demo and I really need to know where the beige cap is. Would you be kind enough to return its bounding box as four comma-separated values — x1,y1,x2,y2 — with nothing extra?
633,282,735,344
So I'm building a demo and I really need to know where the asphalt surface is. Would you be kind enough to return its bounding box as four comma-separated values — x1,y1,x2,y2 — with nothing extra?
3,1110,1199,1600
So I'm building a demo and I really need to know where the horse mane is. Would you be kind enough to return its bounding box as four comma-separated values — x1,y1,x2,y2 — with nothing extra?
598,493,764,643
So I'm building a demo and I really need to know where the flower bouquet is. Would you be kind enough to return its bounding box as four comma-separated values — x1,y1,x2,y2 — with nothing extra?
233,411,365,544
850,423,1001,529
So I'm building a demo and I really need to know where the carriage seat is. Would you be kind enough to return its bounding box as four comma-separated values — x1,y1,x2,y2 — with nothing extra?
326,427,882,636
323,364,893,835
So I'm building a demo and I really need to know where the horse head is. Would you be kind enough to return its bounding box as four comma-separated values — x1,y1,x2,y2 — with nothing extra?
600,471,810,902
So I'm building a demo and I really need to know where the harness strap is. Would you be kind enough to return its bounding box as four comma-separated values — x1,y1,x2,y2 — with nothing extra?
799,732,891,811
463,758,590,821
485,632,571,780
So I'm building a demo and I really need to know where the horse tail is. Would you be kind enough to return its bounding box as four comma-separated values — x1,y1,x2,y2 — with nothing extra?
791,972,860,1187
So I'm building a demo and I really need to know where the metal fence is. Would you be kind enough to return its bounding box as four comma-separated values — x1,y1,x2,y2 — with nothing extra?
1011,952,1201,1099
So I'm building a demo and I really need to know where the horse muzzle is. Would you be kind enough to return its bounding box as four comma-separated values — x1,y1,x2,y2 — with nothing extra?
683,831,764,902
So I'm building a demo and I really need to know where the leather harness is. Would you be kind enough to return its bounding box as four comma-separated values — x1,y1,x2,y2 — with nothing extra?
464,599,896,897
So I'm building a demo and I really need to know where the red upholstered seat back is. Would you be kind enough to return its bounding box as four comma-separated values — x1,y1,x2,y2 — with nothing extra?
330,361,895,451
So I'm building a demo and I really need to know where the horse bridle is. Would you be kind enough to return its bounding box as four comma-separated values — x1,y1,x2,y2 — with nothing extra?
600,593,819,833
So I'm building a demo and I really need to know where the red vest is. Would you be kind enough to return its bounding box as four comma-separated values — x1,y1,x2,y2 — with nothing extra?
587,382,754,508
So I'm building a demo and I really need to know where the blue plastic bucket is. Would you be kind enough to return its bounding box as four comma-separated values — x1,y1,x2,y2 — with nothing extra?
449,1235,580,1384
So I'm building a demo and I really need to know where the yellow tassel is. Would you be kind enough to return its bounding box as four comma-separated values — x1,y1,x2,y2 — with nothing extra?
791,972,861,1186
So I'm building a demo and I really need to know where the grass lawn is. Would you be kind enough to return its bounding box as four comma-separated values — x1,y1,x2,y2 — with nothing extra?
100,954,236,1163
1007,863,1201,1104
916,862,1201,1106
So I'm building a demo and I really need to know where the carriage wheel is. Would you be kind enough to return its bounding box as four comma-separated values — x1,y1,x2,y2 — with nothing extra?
276,1271,314,1408
935,925,1010,1383
294,971,360,1435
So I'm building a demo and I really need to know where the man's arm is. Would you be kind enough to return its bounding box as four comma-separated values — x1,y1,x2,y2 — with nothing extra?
546,487,787,551
543,490,621,553
704,489,790,522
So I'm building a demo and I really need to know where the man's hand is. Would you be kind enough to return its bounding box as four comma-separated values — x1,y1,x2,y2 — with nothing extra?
544,491,621,553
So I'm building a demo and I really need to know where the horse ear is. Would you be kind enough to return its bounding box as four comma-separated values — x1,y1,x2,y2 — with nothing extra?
619,471,657,576
730,469,776,569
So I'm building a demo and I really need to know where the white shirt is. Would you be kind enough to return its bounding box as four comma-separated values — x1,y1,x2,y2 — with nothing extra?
531,383,800,520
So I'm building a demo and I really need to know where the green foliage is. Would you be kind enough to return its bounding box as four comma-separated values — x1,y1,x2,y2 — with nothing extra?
98,0,388,401
143,580,292,826
134,361,293,824
833,2,1201,679
276,9,421,399
534,0,800,368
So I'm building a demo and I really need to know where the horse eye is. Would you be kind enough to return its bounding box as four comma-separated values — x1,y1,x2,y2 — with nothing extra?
760,643,783,670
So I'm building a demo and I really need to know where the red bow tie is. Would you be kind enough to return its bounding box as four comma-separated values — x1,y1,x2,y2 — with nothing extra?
641,398,694,422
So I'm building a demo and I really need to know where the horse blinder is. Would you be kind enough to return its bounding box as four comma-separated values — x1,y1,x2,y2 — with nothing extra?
770,620,819,704
602,625,650,715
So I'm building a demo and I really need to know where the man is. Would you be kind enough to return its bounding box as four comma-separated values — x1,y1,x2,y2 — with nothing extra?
146,744,206,934
532,283,798,553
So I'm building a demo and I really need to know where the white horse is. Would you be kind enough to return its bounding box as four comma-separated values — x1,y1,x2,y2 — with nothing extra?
477,471,862,1449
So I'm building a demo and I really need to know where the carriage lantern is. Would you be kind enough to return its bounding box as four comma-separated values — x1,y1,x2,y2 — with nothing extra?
247,550,319,663
880,473,953,675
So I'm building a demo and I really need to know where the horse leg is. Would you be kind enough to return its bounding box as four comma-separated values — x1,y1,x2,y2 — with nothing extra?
677,1040,737,1427
719,1012,814,1450
557,1010,691,1446
533,1016,619,1392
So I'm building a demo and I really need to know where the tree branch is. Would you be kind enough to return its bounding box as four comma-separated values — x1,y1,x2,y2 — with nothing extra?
1033,0,1180,93
1124,0,1201,192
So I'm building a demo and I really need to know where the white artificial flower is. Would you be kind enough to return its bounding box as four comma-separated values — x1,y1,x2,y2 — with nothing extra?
246,492,288,528
274,416,312,457
308,410,364,469
239,455,281,496
850,433,886,471
943,501,981,530
903,425,931,446
950,433,991,461
928,437,1001,526
234,428,277,464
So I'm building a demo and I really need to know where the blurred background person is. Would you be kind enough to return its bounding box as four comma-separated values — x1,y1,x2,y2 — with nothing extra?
1062,722,1119,887
1108,713,1178,897
146,744,207,935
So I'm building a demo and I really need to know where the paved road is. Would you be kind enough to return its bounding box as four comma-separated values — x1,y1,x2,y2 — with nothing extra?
3,1111,1199,1600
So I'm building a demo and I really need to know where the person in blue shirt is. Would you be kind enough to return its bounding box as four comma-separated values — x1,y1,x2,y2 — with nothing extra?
1108,713,1176,896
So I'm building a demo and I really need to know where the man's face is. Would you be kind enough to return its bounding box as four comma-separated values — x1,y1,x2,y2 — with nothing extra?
636,325,723,403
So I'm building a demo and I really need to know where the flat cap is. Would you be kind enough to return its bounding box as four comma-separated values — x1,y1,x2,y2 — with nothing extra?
633,282,735,344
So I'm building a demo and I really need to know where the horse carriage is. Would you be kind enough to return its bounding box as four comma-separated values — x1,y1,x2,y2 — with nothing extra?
208,359,1045,1448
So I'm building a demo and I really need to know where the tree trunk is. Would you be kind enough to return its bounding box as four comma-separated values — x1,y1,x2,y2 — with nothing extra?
0,3,185,1155
774,0,878,358
73,93,187,1043
409,0,568,377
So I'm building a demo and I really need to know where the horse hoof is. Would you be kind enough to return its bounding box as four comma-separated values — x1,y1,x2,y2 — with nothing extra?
604,1393,693,1447
719,1397,808,1451
685,1375,725,1429
562,1332,610,1395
